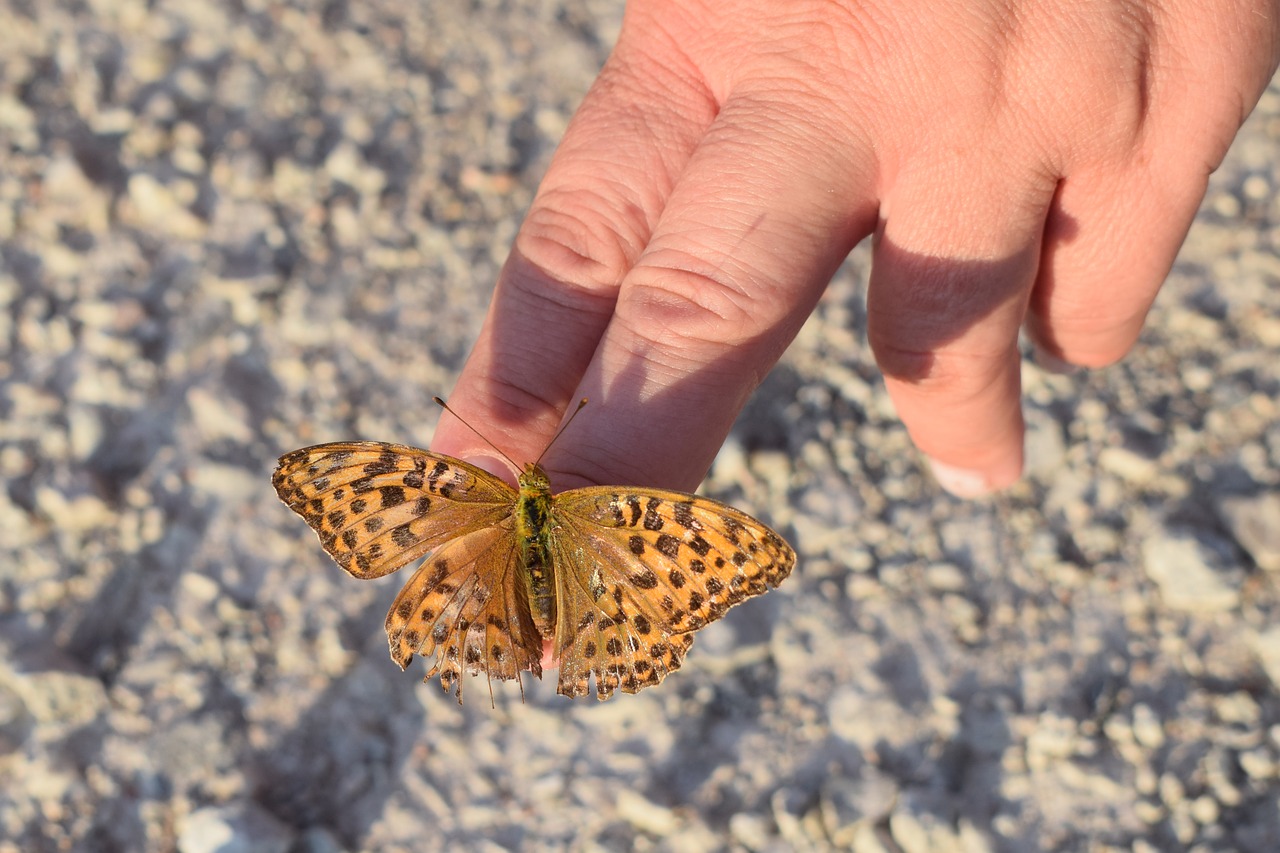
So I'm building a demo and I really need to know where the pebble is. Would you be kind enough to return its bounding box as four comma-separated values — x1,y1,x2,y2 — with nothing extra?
615,789,679,837
176,804,292,853
1218,491,1280,571
1141,534,1240,612
1131,703,1165,749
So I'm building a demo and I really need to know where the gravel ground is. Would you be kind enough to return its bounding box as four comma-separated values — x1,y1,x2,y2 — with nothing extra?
2,2,1279,851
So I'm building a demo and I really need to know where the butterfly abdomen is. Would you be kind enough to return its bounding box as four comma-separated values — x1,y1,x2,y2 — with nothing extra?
516,464,557,635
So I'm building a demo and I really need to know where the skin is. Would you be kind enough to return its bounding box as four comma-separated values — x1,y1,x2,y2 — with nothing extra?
431,0,1280,499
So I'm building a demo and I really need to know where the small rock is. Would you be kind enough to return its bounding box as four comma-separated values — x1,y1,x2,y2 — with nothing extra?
123,173,206,239
1159,773,1186,809
821,773,897,846
1239,749,1275,780
924,563,967,592
728,813,774,851
1023,410,1067,477
1190,795,1220,825
888,810,930,853
15,670,108,728
615,789,679,837
1141,535,1239,612
889,807,974,853
1219,492,1280,571
1131,704,1165,749
1213,691,1262,727
1099,447,1159,484
187,386,254,444
177,804,292,853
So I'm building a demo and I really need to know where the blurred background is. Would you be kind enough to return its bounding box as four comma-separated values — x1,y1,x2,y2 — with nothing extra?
2,1,1278,851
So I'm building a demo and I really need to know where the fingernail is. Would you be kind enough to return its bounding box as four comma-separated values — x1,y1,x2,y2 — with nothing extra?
1031,344,1081,376
927,458,996,498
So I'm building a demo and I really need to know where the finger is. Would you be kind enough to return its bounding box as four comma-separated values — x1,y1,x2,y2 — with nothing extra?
1026,159,1211,370
867,159,1059,496
432,27,719,468
542,94,877,492
1026,8,1268,367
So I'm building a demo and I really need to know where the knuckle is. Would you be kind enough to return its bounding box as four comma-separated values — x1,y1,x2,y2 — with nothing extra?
517,187,650,294
870,332,1010,402
621,256,768,350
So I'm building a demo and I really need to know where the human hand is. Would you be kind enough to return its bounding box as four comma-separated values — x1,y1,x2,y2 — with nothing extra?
432,0,1279,496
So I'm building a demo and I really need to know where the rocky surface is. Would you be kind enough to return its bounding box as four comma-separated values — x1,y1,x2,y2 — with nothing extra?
1,1,1278,851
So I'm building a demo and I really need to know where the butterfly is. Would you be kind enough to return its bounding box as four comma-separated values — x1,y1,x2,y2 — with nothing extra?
271,399,796,702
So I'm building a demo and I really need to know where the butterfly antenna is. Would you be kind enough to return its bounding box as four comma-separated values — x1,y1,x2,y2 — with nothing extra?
432,396,522,473
535,397,589,466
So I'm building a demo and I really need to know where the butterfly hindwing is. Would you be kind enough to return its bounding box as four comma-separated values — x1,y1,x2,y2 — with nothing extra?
272,442,515,578
549,487,796,699
547,513,693,699
384,523,543,702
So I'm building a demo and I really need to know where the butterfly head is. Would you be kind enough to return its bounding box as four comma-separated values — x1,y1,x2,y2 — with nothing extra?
518,462,553,495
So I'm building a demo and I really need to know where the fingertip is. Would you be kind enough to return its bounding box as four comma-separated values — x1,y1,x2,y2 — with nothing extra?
926,454,1023,498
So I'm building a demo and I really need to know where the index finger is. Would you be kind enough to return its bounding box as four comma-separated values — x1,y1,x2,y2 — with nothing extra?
430,40,715,475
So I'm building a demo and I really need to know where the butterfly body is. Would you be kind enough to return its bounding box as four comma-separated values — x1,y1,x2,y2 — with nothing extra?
273,441,796,702
514,462,557,634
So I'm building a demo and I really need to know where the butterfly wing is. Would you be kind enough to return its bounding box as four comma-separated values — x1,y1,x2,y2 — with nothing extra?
549,488,795,699
383,522,542,702
273,442,542,701
272,442,515,579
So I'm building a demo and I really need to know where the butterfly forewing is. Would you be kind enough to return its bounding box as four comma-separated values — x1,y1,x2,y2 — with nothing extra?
549,487,796,699
272,442,515,578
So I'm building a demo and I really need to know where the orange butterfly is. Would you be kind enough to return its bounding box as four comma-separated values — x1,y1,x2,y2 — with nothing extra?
272,400,795,702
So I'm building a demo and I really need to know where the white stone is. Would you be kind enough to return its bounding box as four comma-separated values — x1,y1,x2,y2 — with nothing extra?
1141,535,1239,612
615,789,679,837
1219,492,1280,571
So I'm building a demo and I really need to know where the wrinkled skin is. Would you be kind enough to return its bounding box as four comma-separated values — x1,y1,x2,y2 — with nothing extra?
434,0,1280,499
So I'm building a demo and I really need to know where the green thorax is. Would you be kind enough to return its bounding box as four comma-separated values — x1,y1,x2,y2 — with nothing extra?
515,462,556,634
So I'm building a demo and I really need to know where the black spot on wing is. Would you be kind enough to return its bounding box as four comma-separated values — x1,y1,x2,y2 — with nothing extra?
363,450,399,475
655,534,680,558
643,498,664,531
629,568,659,589
390,524,416,548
